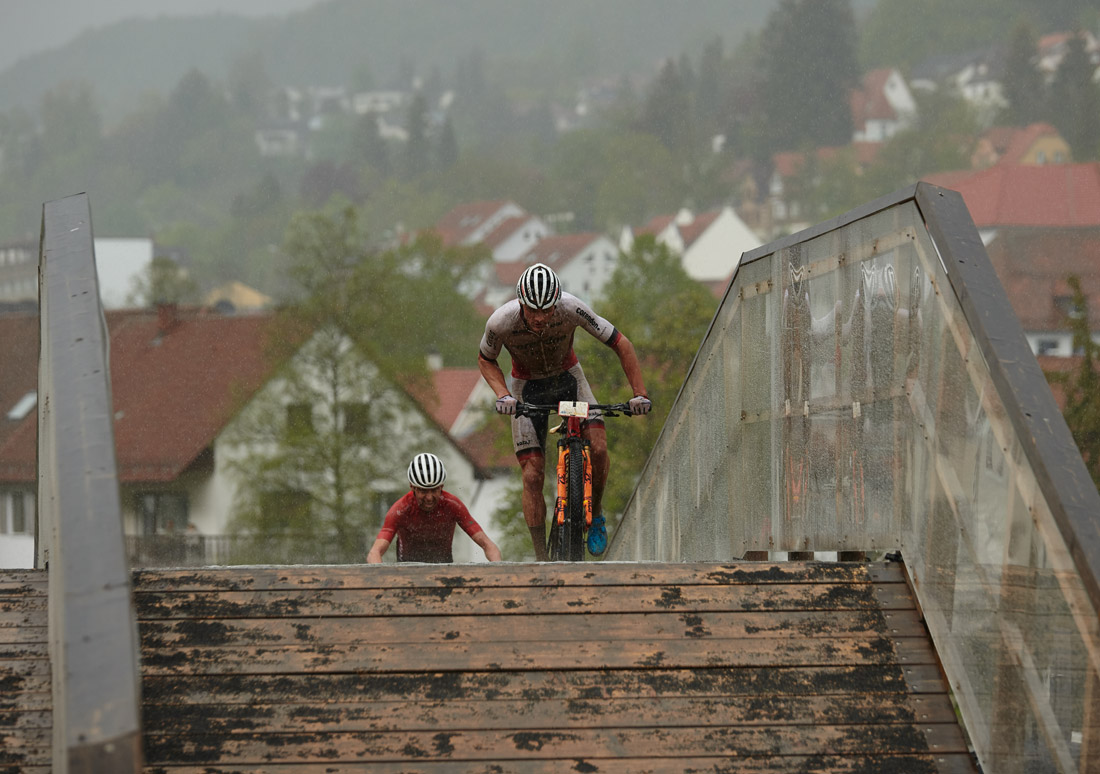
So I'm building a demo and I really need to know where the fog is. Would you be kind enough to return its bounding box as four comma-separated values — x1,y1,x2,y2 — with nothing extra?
1,0,321,71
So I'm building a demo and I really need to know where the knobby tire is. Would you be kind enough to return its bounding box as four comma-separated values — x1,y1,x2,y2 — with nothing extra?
564,437,587,561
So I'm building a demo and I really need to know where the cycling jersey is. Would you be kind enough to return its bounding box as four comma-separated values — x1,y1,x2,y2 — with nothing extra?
479,292,620,380
375,491,485,563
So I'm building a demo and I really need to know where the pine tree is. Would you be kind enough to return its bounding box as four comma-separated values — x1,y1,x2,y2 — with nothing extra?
437,114,459,171
1000,23,1045,127
403,92,431,179
1050,33,1100,161
759,0,860,154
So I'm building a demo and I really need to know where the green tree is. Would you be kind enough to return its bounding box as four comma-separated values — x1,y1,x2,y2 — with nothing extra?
759,0,859,154
225,322,431,563
1045,275,1100,490
225,200,489,561
437,114,459,172
1049,32,1100,161
125,256,200,307
577,235,719,527
639,58,694,155
403,91,431,179
1000,23,1046,127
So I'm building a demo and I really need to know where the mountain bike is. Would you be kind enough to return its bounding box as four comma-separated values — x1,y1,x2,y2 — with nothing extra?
515,400,632,561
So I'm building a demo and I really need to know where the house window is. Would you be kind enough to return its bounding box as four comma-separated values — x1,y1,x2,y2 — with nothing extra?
342,402,370,440
286,403,314,435
137,492,189,535
0,490,35,535
1036,150,1047,164
1035,339,1060,356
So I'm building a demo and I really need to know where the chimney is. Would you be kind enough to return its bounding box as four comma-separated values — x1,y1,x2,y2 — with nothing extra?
426,349,443,371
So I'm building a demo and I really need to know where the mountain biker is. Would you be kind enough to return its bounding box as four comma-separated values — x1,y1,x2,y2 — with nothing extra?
478,262,651,561
366,452,502,563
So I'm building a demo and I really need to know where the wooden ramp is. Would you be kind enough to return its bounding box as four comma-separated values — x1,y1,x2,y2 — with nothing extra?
0,569,50,774
134,560,978,774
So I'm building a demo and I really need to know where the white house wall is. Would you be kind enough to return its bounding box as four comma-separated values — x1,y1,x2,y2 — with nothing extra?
681,208,761,283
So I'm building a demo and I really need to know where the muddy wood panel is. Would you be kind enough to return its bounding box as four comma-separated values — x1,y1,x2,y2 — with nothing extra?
141,723,970,764
142,756,979,774
0,571,51,774
143,664,948,705
142,693,959,734
139,608,927,648
133,562,905,592
133,581,916,620
139,635,939,675
135,562,975,773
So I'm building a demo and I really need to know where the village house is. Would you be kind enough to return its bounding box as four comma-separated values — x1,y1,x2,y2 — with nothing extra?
925,162,1100,357
0,306,510,569
970,123,1072,169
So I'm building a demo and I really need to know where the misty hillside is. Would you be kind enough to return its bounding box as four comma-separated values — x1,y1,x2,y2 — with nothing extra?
0,0,790,115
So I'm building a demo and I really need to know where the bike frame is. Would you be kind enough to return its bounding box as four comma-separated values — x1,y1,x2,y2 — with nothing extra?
516,400,631,561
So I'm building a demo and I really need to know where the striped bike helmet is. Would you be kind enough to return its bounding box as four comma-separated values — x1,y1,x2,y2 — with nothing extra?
516,262,562,310
408,452,447,489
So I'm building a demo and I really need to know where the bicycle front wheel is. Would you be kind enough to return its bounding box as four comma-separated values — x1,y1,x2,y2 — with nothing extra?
562,437,587,561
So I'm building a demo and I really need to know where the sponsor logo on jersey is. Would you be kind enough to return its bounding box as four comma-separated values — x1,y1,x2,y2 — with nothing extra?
576,307,599,330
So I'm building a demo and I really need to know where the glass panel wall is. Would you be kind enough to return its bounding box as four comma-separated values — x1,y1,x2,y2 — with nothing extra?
609,188,1100,773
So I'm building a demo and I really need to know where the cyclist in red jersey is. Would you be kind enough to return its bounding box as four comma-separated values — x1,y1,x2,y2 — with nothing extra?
366,453,502,564
478,262,651,561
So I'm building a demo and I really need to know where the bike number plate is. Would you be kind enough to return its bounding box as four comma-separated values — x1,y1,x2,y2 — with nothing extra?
558,400,589,419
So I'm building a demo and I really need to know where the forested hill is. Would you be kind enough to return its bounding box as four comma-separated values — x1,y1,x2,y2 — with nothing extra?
0,0,786,115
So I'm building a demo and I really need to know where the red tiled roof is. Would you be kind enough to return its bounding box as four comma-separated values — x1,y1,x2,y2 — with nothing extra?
924,163,1100,228
996,123,1062,166
0,315,40,474
635,214,675,237
0,308,289,483
481,216,527,249
986,230,1100,331
431,200,516,247
850,68,897,125
494,260,528,287
404,367,509,472
678,210,721,249
520,232,602,267
409,368,484,432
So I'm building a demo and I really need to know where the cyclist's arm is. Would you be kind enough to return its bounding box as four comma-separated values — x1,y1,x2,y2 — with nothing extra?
472,530,502,562
609,333,648,399
366,537,390,563
478,352,512,399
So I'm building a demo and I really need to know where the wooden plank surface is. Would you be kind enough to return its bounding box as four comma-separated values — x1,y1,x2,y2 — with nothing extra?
0,570,50,773
135,561,976,773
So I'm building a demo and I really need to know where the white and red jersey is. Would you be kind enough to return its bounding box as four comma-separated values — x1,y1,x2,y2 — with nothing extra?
479,292,620,380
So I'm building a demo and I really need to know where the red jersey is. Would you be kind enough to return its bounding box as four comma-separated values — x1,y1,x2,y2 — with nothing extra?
375,491,484,563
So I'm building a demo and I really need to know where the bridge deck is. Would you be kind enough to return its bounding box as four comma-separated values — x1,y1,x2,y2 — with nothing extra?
131,560,976,773
0,569,49,774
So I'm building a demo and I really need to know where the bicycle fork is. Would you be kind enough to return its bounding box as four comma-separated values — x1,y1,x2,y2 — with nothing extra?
554,441,594,527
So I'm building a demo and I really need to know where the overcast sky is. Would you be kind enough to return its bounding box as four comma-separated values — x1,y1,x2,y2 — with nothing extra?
1,0,323,71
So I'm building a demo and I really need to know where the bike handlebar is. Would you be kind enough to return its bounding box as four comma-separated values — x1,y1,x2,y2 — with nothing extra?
515,401,634,418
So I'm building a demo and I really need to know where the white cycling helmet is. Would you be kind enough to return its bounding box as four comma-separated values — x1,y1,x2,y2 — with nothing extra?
516,262,562,310
408,452,447,489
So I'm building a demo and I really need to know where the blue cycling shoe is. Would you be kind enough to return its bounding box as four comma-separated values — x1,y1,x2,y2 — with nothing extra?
587,513,607,556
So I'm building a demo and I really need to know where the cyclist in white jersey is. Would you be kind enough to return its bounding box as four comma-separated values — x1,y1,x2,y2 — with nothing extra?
478,262,651,561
